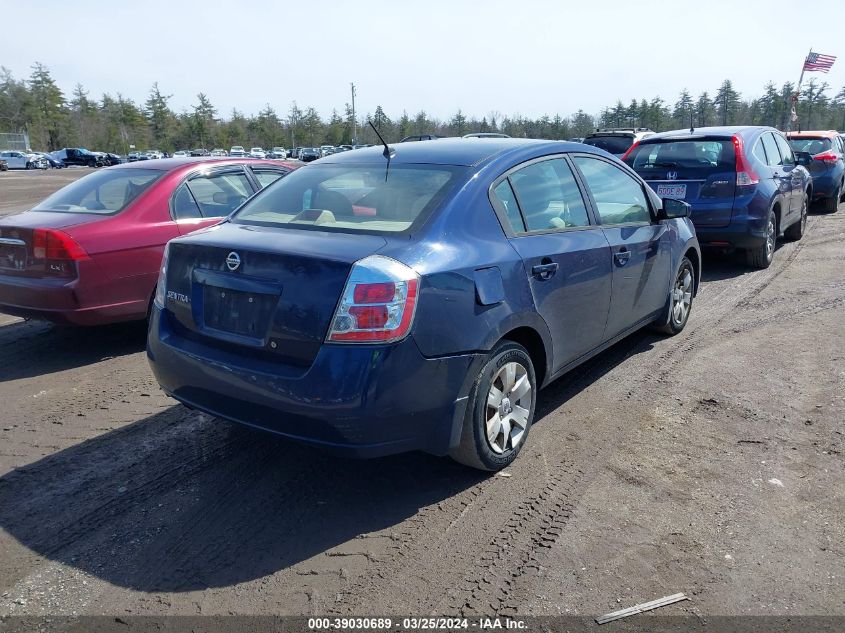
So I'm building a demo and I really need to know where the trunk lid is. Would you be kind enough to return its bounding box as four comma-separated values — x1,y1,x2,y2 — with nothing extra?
626,138,737,227
0,212,100,277
164,223,387,366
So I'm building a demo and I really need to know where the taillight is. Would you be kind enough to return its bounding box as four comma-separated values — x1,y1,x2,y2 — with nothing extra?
621,140,640,162
733,135,759,186
31,229,88,260
327,255,420,343
812,151,838,164
153,243,169,308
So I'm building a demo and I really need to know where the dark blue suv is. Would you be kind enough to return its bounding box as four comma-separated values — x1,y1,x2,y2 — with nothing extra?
624,126,811,269
787,131,845,213
147,139,700,470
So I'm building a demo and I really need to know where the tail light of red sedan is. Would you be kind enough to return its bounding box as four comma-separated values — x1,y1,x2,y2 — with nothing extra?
32,229,89,261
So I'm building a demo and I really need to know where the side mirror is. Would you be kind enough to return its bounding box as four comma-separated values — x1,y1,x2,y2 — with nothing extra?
657,198,691,220
795,151,812,167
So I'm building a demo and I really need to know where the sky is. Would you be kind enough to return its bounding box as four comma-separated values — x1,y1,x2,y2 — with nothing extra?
3,0,844,121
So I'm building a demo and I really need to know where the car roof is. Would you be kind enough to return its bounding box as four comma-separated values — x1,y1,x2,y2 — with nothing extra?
641,126,775,142
105,157,297,172
315,137,588,167
786,130,840,138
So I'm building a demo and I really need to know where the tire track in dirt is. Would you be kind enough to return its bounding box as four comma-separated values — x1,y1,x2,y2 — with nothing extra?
332,217,818,616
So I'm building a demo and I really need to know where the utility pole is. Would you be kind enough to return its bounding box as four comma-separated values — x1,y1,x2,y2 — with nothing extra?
351,82,357,144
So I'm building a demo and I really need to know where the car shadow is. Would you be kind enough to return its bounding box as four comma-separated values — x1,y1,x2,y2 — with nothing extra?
0,326,663,593
0,319,147,383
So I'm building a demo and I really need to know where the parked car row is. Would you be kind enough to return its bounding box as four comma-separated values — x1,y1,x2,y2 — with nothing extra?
0,130,837,472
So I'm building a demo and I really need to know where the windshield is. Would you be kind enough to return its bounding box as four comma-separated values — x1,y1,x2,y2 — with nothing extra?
626,140,735,173
788,137,833,155
32,168,162,215
582,135,634,155
233,163,466,233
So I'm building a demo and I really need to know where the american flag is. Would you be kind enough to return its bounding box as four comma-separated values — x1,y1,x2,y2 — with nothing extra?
803,52,836,73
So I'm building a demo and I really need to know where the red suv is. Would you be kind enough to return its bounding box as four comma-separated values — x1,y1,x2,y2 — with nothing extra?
0,158,298,325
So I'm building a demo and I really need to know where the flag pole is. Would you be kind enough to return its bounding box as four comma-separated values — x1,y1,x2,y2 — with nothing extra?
787,47,812,132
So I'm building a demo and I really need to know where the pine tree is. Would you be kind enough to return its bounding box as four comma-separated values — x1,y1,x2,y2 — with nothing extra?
28,62,67,149
715,80,740,126
145,83,174,151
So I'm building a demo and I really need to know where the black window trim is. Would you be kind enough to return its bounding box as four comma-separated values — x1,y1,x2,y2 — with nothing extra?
247,164,292,189
487,153,600,238
568,152,658,228
168,164,256,221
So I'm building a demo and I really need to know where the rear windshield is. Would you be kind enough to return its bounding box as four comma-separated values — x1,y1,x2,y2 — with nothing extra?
788,137,832,154
582,135,634,154
233,163,466,233
626,140,735,172
32,168,162,215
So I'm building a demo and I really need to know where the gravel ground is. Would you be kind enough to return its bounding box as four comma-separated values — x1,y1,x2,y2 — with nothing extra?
0,169,842,622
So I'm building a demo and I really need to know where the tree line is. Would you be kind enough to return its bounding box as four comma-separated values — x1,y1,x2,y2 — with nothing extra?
2,62,845,154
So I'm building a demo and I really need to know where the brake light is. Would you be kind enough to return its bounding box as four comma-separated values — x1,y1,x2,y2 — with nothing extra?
733,135,759,186
327,255,420,343
31,229,88,260
620,140,640,162
153,243,169,308
812,151,838,164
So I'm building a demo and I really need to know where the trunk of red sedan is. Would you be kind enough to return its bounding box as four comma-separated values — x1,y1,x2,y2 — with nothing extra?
163,225,387,367
0,212,98,278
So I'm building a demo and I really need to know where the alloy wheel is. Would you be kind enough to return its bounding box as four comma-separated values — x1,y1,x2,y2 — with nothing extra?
672,267,693,326
766,217,776,261
485,362,532,454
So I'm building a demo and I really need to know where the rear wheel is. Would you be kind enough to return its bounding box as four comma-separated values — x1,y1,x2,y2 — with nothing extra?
784,193,808,241
450,341,536,471
745,209,776,269
822,181,842,213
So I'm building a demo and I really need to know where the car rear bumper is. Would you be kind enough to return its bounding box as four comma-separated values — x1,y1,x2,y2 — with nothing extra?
693,200,769,250
809,173,839,198
0,269,147,326
147,306,481,458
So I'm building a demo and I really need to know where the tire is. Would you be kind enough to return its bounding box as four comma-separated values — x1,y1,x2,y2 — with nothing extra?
450,341,537,471
25,162,34,170
822,181,842,213
653,256,695,335
784,193,808,241
745,208,776,269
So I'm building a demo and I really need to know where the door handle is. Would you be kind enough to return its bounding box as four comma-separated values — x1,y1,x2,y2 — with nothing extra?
614,248,631,267
531,259,558,280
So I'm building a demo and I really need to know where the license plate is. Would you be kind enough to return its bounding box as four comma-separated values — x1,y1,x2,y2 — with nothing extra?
655,184,687,198
203,285,274,338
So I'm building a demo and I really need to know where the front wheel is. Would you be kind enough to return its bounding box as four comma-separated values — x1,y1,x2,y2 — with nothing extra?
450,341,537,471
653,256,695,335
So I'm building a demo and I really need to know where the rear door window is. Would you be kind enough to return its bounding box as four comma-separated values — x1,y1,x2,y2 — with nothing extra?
573,156,651,225
186,170,254,217
508,159,590,232
761,133,781,167
251,168,289,189
774,134,795,166
492,180,525,232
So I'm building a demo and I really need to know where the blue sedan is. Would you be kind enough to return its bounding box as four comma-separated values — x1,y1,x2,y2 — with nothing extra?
147,139,700,470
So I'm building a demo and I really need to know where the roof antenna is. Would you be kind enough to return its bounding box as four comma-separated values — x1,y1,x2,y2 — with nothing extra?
368,119,393,181
689,106,695,133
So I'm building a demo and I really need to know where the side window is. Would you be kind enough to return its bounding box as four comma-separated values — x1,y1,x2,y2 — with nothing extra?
573,156,651,225
508,158,590,232
761,133,780,167
492,180,525,232
252,168,288,189
752,138,768,164
186,170,253,217
773,134,795,166
172,183,202,220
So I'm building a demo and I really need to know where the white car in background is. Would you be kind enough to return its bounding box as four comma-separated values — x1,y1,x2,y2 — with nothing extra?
230,145,246,157
172,150,190,158
210,148,228,156
249,147,266,158
0,150,48,169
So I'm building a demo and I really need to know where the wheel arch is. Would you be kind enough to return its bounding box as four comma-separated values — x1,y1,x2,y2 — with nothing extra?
684,246,701,296
500,325,549,388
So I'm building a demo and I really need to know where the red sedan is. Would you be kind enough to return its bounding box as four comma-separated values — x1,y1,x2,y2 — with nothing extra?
0,157,299,325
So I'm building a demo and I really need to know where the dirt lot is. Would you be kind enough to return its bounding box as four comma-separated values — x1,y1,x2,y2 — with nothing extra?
0,169,842,622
